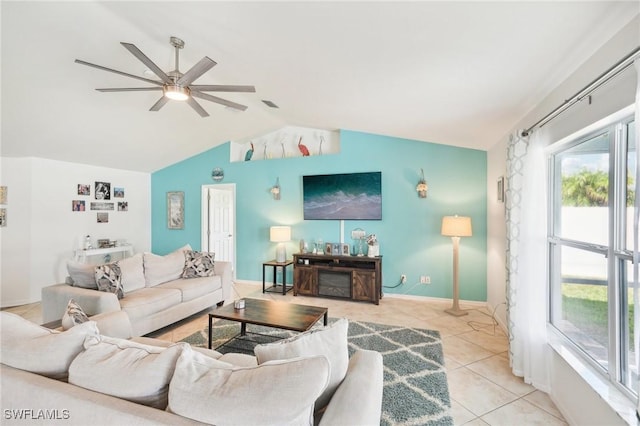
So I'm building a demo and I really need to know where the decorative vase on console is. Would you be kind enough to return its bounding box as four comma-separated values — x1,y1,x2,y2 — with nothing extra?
366,234,379,257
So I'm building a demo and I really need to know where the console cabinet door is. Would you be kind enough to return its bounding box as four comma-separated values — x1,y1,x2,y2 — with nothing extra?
294,267,316,296
352,270,376,302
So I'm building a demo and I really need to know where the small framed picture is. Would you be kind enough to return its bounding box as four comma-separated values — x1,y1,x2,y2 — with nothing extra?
72,200,85,211
114,187,125,198
497,176,505,202
0,208,6,227
324,242,333,255
97,212,109,223
167,191,184,230
117,201,128,211
78,184,90,196
332,243,340,255
341,244,350,256
0,186,7,204
95,181,111,200
90,202,114,211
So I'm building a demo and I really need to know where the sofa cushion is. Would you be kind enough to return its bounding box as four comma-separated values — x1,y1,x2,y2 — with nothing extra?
116,253,146,293
157,275,221,302
143,244,192,287
182,250,215,278
66,261,98,289
118,287,182,321
0,311,99,380
69,335,187,409
254,318,349,410
168,346,329,425
61,298,89,330
95,263,124,300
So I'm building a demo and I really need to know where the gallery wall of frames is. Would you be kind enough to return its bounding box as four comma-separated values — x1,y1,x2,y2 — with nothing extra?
71,181,129,224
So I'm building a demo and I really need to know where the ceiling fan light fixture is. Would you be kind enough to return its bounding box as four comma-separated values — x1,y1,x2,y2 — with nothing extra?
163,85,190,101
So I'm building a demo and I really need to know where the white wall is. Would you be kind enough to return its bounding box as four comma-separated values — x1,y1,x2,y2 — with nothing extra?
485,15,639,423
0,157,151,307
486,137,508,329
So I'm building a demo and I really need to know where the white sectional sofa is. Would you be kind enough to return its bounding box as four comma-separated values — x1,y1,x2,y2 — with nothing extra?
0,311,384,426
41,245,231,336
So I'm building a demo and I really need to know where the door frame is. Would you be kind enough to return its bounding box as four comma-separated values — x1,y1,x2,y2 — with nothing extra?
201,183,236,280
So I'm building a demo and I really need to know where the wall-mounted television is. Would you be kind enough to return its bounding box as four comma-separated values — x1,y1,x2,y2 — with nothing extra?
303,172,382,220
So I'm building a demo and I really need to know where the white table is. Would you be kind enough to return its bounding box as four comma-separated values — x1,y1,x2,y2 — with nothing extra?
74,245,134,263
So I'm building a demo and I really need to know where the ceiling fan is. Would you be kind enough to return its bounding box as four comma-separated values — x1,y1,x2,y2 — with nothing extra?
75,36,256,117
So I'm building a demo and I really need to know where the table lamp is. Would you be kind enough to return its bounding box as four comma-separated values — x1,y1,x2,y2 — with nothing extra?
270,226,291,263
441,215,472,316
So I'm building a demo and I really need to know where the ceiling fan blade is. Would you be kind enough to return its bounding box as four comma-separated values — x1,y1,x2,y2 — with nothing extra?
177,57,217,86
75,59,162,86
189,85,256,93
191,91,248,111
120,42,173,85
149,96,170,112
97,87,163,92
186,97,210,117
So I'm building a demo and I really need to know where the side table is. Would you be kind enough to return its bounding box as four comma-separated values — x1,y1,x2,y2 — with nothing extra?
262,259,294,295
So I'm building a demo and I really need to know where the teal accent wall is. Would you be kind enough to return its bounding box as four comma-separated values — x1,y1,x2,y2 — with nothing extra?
151,130,487,301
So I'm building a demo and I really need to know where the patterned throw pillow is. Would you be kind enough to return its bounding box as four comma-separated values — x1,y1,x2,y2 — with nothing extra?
182,251,215,279
95,263,124,299
61,299,90,330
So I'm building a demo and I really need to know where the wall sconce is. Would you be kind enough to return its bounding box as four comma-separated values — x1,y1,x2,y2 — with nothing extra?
270,177,281,200
416,169,428,198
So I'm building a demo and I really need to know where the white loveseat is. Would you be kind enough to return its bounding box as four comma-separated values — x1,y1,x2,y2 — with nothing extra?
41,245,231,336
0,311,384,426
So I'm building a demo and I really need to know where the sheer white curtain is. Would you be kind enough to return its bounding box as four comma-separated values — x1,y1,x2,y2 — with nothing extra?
506,127,550,391
633,59,640,418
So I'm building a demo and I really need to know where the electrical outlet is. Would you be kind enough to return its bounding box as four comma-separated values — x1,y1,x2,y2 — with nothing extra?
420,276,431,284
400,274,407,284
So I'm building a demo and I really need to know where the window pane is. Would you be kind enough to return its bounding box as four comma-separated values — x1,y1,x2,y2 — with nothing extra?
556,132,610,245
553,245,609,369
625,120,636,250
620,258,638,395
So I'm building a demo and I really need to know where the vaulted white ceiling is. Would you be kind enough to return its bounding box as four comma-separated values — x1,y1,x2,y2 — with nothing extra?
1,1,638,172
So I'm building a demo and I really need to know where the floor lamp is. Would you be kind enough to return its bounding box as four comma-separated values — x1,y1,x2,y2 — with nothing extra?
441,215,472,316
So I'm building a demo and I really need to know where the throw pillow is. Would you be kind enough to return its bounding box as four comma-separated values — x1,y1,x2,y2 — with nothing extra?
95,263,124,299
66,261,98,289
0,311,99,380
254,318,349,410
69,335,188,409
182,250,215,278
61,298,89,330
143,244,192,287
168,346,330,425
116,253,145,293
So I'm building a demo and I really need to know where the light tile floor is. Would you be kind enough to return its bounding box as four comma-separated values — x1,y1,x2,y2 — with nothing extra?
5,282,566,425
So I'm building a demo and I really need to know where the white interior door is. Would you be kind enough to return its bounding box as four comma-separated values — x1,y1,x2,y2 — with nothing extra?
201,184,235,274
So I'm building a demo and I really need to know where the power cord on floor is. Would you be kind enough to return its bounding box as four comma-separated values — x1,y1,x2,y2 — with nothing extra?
465,302,506,336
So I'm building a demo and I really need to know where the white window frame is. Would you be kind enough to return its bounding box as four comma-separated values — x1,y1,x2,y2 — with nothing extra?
546,104,637,406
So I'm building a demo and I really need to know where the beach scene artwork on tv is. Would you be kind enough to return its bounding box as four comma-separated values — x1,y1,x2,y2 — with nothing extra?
303,172,382,220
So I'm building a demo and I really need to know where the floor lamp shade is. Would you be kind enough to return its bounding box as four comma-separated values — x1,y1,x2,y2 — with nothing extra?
270,226,291,262
441,215,472,237
441,216,472,316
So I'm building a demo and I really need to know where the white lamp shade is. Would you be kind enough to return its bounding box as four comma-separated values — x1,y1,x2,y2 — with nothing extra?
270,226,291,242
441,216,472,237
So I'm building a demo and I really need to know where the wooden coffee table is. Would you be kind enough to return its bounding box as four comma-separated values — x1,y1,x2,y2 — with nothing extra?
208,298,328,349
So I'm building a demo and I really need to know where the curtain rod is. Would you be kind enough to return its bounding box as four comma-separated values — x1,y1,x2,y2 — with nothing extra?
521,46,640,137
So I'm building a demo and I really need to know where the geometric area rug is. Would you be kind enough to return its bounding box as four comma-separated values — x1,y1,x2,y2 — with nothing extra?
180,319,453,426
